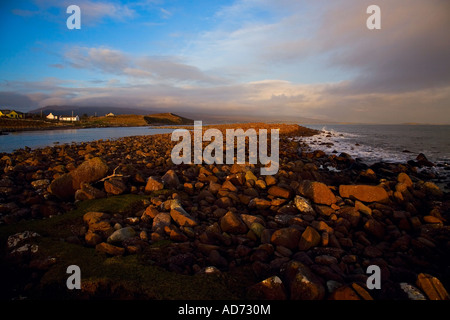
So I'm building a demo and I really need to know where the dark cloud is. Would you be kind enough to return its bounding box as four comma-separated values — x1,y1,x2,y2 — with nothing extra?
0,91,35,109
317,0,450,93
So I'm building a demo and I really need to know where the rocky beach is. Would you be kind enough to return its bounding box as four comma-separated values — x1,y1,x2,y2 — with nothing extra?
0,123,449,300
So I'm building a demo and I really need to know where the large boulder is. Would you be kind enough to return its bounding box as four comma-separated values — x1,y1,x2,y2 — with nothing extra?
298,181,336,205
339,185,389,203
104,178,127,195
161,169,180,188
268,186,291,199
298,226,321,251
49,157,109,200
248,276,287,300
107,227,136,244
270,227,301,250
416,273,450,300
284,261,325,300
145,176,164,193
170,209,198,227
71,157,109,190
220,211,248,234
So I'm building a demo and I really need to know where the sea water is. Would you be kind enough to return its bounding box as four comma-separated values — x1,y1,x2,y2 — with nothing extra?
300,124,450,190
0,127,174,153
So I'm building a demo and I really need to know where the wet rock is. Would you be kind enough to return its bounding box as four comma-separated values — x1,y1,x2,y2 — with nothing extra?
249,223,265,239
416,273,450,300
298,181,337,205
399,283,426,300
88,221,114,238
85,230,102,246
423,215,443,225
220,211,248,234
255,179,267,189
397,173,413,188
245,170,257,182
49,157,109,200
422,182,443,197
145,176,164,193
329,283,373,300
355,200,372,216
298,226,321,251
294,195,315,214
265,175,277,186
314,255,338,266
248,198,271,210
284,260,325,300
364,219,385,239
107,226,136,244
208,250,228,268
222,180,237,192
95,242,125,256
152,213,172,233
75,182,106,201
270,227,301,250
104,178,127,195
7,231,40,250
339,185,389,203
161,169,180,188
363,246,383,258
416,153,434,167
339,207,360,227
241,214,265,228
359,169,377,182
170,209,198,228
83,211,109,226
31,179,50,190
248,276,287,300
315,205,335,217
48,173,75,200
329,285,361,300
268,186,291,199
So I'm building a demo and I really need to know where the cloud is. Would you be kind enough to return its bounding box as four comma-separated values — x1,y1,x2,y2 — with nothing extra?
13,0,135,25
0,91,35,109
187,0,450,91
315,0,450,93
49,63,65,69
160,8,172,19
2,75,450,124
63,46,227,85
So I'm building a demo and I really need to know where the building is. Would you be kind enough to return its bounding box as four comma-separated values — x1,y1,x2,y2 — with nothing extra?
46,113,79,122
105,112,115,117
46,113,58,120
0,109,24,119
59,115,80,122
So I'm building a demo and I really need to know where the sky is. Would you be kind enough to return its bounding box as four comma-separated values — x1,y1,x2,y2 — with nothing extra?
0,0,449,124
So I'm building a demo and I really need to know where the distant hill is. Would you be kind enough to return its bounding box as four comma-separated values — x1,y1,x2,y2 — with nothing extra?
85,113,194,127
143,113,194,125
28,105,333,125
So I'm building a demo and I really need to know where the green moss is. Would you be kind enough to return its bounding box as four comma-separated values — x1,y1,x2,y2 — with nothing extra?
0,194,250,300
30,237,241,300
0,194,149,241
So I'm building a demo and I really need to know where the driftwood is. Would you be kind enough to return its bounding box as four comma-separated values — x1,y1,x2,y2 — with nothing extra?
98,166,130,182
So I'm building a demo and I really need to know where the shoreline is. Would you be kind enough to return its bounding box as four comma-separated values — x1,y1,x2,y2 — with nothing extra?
0,123,448,300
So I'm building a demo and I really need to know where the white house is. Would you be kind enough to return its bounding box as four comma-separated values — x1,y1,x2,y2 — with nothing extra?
60,115,80,122
105,112,115,117
46,113,58,120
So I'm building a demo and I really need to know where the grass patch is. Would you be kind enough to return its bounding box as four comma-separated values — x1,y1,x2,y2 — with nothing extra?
0,194,149,242
0,193,250,300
